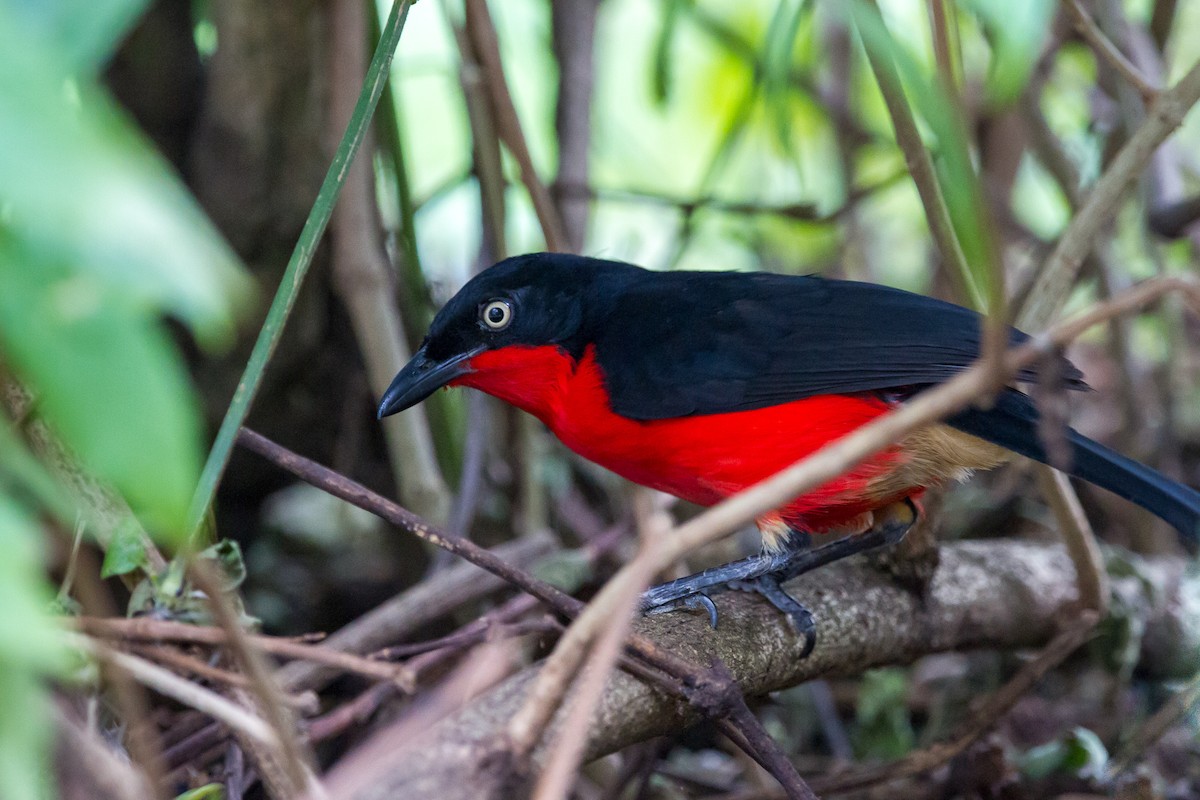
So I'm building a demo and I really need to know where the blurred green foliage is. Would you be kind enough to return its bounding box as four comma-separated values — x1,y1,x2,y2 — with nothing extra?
0,4,247,536
394,0,1200,304
0,1,247,796
1018,726,1110,780
851,668,915,759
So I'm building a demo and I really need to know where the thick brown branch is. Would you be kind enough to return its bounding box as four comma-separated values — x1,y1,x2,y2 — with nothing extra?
345,541,1200,800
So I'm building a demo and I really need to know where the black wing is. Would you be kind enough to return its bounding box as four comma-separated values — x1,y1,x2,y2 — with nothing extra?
589,270,1084,420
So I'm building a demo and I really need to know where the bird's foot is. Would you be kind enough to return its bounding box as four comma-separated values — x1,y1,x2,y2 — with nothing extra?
728,574,816,657
639,550,792,627
641,591,720,628
638,502,917,657
639,567,815,655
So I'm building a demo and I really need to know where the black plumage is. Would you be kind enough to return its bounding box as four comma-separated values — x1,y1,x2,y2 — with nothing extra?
391,252,1200,542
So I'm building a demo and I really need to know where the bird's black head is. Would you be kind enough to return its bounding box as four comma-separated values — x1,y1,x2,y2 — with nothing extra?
377,253,640,417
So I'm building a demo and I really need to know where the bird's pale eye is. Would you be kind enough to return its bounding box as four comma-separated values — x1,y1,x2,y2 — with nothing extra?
481,299,513,330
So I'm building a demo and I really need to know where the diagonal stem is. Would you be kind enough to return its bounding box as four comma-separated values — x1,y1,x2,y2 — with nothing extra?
186,0,415,539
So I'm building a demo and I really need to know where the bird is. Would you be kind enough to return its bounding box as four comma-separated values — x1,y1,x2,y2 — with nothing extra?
378,252,1200,653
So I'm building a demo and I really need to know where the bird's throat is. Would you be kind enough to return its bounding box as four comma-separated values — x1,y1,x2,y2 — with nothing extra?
452,345,579,425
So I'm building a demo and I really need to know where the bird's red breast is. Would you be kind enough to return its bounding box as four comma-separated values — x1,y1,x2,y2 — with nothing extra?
452,344,922,538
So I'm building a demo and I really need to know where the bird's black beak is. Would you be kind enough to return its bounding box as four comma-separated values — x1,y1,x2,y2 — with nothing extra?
377,345,481,419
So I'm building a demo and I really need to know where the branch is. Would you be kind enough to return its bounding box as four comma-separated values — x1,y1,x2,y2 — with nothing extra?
856,2,978,309
549,0,600,251
464,0,568,251
328,0,451,524
1,379,166,577
1018,57,1200,329
1063,0,1160,103
344,541,1200,800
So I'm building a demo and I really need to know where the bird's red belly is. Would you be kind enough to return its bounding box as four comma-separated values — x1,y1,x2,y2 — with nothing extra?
455,345,913,533
558,392,904,532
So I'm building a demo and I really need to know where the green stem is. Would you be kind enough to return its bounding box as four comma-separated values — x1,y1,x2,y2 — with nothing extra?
186,0,415,540
854,3,983,310
372,7,431,341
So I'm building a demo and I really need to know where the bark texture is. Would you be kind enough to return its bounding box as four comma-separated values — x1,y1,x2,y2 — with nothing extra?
345,542,1079,799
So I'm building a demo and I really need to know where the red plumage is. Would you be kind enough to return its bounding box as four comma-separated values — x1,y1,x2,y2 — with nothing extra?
454,344,914,535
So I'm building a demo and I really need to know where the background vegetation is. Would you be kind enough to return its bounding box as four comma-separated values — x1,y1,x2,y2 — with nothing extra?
2,0,1199,798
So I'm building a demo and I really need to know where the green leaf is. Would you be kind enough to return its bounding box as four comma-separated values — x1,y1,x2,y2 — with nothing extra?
848,0,999,314
0,8,251,348
0,670,53,800
199,539,248,592
961,0,1055,107
531,548,594,594
3,0,151,74
852,668,914,759
0,244,203,539
175,785,225,800
100,518,150,578
651,0,686,104
0,496,68,800
1018,727,1109,779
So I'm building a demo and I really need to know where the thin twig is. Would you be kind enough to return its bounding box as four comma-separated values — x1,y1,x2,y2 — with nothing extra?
188,563,323,798
76,635,279,748
463,0,568,251
1019,57,1200,329
328,0,451,523
372,616,558,660
1036,466,1109,615
128,643,253,690
79,617,415,689
236,426,582,619
308,595,544,744
1063,0,1159,102
1109,669,1200,775
528,491,672,799
719,699,818,800
275,533,553,693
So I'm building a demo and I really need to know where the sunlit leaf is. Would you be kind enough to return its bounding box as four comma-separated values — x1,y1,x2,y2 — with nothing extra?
961,0,1055,107
0,242,202,539
3,0,151,73
1018,727,1109,779
101,518,150,578
0,7,251,349
848,1,999,314
175,785,226,800
0,496,68,800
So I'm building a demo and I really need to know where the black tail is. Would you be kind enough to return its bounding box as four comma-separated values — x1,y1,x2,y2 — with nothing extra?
947,391,1200,544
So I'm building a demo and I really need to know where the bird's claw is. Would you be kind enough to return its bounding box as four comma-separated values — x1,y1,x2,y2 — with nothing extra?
640,573,816,656
729,575,816,658
642,591,719,628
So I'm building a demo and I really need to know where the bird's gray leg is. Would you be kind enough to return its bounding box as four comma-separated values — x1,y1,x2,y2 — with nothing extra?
639,500,917,653
639,549,798,626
